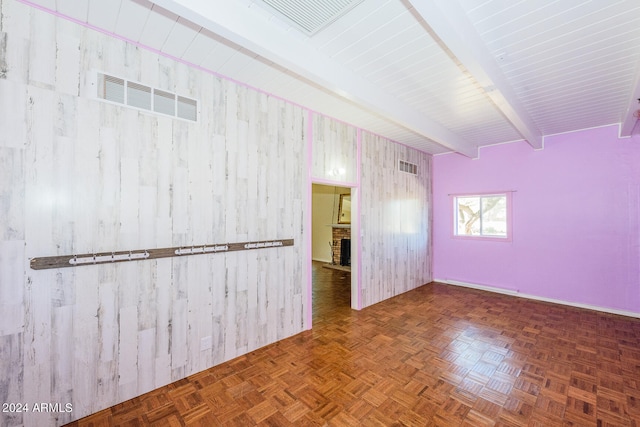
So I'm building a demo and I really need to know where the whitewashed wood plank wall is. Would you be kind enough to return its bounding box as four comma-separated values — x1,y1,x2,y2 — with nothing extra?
311,114,358,184
0,0,433,425
0,1,307,425
360,132,433,308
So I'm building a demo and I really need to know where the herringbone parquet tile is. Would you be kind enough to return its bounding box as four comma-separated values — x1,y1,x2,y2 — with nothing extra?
66,263,640,426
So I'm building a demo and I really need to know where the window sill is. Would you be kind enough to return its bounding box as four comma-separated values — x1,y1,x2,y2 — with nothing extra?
452,235,512,243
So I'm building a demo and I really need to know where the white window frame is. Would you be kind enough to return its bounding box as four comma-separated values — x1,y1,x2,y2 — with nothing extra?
451,192,512,242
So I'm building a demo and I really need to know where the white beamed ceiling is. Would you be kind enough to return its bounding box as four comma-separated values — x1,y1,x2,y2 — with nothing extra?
20,0,640,156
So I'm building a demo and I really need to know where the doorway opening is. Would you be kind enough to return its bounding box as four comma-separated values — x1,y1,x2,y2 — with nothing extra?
311,184,358,321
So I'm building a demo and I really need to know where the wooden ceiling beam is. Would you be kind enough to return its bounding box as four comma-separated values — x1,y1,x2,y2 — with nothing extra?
406,0,543,150
149,0,479,158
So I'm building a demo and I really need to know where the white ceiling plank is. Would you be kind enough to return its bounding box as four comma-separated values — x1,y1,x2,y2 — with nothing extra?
407,0,543,150
217,50,267,83
26,0,55,10
474,1,584,40
346,37,424,76
364,42,440,83
509,71,636,111
160,17,200,58
180,30,221,66
87,0,122,32
485,8,640,60
461,0,529,26
148,0,479,157
345,24,425,72
199,42,244,73
242,64,292,91
114,0,154,43
138,5,179,48
502,32,640,79
330,5,412,63
56,0,88,23
310,0,393,50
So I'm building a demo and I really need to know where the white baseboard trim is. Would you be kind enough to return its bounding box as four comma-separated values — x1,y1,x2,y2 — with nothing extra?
312,257,332,263
434,278,640,319
439,279,520,297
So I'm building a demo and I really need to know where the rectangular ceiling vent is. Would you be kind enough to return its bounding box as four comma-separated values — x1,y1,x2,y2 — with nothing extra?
259,0,364,35
399,160,418,175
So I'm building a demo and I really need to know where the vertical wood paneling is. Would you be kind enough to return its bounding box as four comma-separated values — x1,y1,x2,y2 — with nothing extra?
0,117,25,382
137,327,155,393
0,333,23,426
154,258,172,383
28,7,55,87
1,1,308,424
0,80,27,147
71,269,99,416
54,21,81,96
72,99,100,252
312,114,358,183
22,272,53,413
1,2,438,425
51,305,73,409
0,94,25,420
0,240,24,334
118,305,138,400
1,1,31,84
359,131,432,308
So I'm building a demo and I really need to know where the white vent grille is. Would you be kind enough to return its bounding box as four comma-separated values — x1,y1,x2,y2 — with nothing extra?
399,160,418,175
101,75,124,104
96,73,197,122
153,89,175,116
259,0,364,35
177,96,197,121
127,81,151,110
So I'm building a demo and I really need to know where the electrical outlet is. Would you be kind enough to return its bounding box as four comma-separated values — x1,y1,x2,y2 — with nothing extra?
200,336,212,351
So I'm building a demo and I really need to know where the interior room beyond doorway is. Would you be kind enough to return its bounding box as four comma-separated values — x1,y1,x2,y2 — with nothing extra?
311,184,352,272
311,184,353,318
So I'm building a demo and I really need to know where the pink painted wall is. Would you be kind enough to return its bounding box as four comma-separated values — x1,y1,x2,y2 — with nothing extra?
433,125,640,313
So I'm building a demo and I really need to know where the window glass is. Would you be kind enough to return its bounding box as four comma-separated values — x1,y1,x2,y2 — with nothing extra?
481,196,507,236
456,196,481,235
455,194,508,238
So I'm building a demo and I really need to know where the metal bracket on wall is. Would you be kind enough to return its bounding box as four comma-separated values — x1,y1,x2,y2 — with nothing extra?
30,238,294,270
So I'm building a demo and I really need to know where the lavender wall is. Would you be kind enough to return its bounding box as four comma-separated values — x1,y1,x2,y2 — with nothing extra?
433,125,640,314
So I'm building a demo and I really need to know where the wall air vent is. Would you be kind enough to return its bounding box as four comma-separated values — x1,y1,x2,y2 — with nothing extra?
153,89,175,116
258,0,364,35
127,81,151,110
399,160,418,175
96,72,197,122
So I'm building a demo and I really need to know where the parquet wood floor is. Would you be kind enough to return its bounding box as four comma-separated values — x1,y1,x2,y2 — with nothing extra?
67,262,640,426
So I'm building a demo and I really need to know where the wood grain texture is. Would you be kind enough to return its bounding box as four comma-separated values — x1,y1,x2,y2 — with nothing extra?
311,113,358,184
359,131,432,308
65,267,640,426
0,7,41,418
1,1,439,425
0,1,307,424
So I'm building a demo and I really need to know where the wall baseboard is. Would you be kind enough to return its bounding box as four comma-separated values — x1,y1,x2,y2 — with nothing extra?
433,278,640,319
